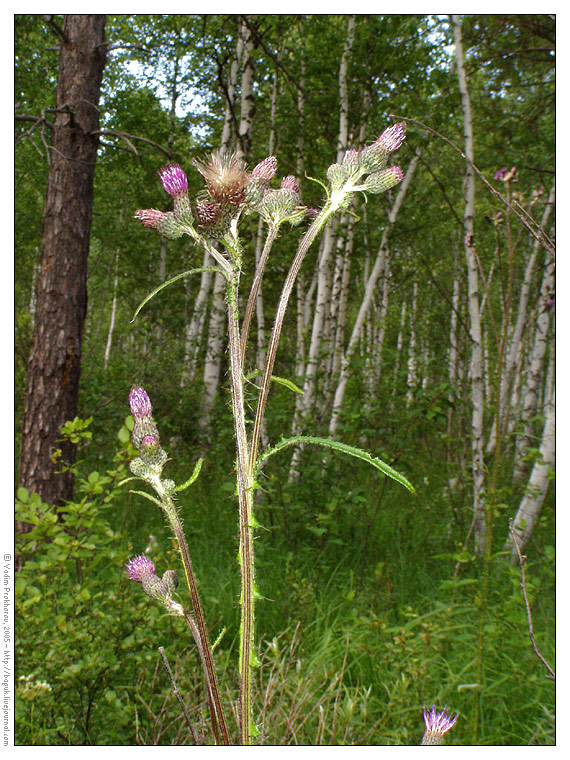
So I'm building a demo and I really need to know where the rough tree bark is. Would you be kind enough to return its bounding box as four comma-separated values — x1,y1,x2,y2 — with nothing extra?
18,15,107,507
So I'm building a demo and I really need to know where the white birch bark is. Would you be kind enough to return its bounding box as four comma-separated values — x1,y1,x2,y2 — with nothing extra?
294,51,307,382
452,14,486,553
328,153,420,435
198,26,245,427
236,20,256,160
448,249,461,387
288,16,355,479
514,253,555,479
392,300,407,398
181,251,213,386
505,348,554,560
406,278,418,408
103,252,119,372
486,180,556,453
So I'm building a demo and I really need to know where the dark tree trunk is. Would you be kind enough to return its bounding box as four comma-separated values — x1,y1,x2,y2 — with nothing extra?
18,15,106,509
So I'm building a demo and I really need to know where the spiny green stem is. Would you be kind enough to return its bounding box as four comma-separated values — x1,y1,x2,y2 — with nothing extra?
163,499,231,745
249,205,336,471
226,275,256,745
240,222,280,365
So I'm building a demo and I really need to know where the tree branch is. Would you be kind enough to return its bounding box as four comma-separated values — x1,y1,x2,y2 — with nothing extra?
389,113,555,258
508,519,555,681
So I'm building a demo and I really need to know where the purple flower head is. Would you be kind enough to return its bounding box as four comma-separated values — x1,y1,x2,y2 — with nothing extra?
159,164,188,197
281,175,299,193
249,156,278,183
129,386,152,420
376,123,406,153
135,209,164,229
494,168,508,181
126,554,156,583
421,705,458,745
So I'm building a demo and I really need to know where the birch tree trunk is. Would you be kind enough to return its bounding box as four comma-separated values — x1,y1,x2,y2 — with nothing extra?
453,14,487,553
406,278,418,408
104,251,119,372
198,22,248,428
513,252,555,480
328,153,420,435
486,180,555,454
180,251,213,386
505,348,554,561
392,300,407,398
288,16,355,478
199,271,227,434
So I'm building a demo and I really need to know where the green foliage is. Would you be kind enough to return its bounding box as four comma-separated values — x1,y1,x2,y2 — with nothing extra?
14,434,194,745
15,13,554,745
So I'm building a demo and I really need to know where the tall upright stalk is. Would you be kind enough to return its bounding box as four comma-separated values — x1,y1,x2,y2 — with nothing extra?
132,124,408,744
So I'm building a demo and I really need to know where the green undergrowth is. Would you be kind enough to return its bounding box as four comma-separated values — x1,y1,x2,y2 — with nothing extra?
14,422,554,745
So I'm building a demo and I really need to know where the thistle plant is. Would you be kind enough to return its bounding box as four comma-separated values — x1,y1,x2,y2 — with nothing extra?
421,705,459,745
126,123,417,744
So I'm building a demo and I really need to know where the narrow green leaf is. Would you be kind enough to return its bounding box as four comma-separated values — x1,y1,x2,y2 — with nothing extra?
129,490,163,508
131,267,224,323
269,375,304,394
246,369,303,394
175,458,203,492
257,435,414,493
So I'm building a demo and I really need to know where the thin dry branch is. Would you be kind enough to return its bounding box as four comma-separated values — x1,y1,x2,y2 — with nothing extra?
389,113,555,258
508,519,555,681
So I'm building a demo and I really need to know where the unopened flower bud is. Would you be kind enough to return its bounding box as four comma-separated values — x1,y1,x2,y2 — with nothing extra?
244,180,266,207
342,149,360,169
280,175,299,193
326,163,350,188
129,386,152,420
142,573,171,602
162,569,179,593
131,418,160,450
362,166,404,194
134,209,185,239
249,156,277,182
259,188,298,221
360,123,406,172
139,434,167,468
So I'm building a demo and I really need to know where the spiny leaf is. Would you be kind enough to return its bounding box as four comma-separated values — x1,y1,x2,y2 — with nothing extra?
257,435,415,493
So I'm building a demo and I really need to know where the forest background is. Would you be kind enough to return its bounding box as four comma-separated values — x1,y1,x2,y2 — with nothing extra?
13,14,555,746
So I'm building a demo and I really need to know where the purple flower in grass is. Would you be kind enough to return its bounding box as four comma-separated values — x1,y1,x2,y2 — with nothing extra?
421,704,458,745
